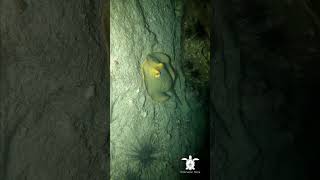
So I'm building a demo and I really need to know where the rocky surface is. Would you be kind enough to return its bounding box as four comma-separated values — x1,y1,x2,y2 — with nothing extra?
211,0,320,179
2,0,319,179
0,0,108,179
110,0,208,179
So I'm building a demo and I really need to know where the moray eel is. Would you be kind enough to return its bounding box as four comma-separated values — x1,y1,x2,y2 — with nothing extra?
141,52,181,103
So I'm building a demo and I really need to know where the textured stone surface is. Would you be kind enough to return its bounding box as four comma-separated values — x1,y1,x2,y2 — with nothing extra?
211,0,319,179
0,0,108,179
110,0,208,179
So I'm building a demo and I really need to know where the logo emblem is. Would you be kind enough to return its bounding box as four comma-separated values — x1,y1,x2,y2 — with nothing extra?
181,155,199,170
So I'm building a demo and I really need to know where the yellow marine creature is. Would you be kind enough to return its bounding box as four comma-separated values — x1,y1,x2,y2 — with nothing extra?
141,52,181,103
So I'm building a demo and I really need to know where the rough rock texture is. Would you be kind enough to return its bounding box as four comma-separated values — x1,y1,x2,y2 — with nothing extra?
0,0,108,179
211,0,320,179
110,0,208,179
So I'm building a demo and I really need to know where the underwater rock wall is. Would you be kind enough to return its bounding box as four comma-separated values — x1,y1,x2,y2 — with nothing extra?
0,0,108,179
110,0,208,179
211,0,319,179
